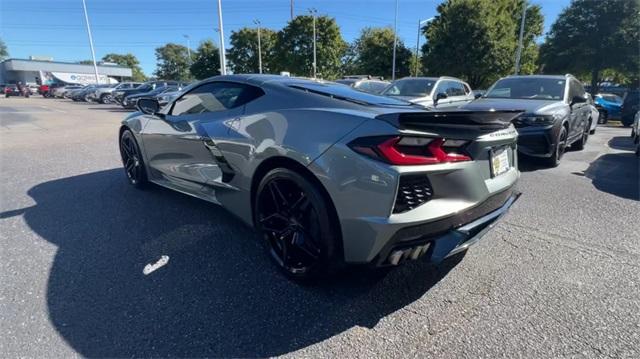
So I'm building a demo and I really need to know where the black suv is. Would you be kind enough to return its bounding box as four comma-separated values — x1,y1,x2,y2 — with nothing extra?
463,75,593,167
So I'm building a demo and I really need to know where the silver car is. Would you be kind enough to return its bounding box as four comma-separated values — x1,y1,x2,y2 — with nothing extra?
119,75,520,280
381,76,475,109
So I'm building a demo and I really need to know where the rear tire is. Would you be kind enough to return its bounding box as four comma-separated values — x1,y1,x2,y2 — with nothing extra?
572,121,589,151
254,168,340,281
119,129,148,188
542,126,567,167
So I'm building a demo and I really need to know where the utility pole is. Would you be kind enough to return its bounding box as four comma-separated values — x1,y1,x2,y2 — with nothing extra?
391,0,398,80
309,8,317,78
414,18,433,77
216,0,227,75
290,0,294,20
514,1,527,75
183,34,191,63
81,0,100,84
253,19,262,74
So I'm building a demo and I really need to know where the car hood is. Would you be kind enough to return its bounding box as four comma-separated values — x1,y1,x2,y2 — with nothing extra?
463,98,566,115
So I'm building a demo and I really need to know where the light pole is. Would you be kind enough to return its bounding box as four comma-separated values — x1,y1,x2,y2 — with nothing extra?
415,18,434,77
253,20,263,74
391,0,399,80
309,8,317,78
81,0,100,84
183,34,191,63
216,0,227,75
514,1,527,74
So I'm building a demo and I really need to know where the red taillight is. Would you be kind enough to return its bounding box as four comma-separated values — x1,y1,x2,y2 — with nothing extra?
350,136,471,165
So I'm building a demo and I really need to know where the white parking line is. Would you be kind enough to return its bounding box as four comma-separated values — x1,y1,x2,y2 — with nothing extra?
38,105,67,113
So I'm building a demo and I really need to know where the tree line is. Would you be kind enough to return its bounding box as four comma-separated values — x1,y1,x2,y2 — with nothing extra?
1,0,636,93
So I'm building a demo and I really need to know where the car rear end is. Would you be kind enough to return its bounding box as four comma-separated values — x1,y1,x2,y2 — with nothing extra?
310,109,521,266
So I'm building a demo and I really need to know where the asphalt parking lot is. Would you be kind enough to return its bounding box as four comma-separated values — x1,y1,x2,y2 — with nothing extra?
1,97,639,358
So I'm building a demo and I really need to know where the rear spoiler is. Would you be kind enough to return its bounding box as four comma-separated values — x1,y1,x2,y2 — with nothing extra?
377,110,524,132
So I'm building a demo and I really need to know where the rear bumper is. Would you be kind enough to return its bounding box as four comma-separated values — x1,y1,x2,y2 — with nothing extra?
373,188,520,266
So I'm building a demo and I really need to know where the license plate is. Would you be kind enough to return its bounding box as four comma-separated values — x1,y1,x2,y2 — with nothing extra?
491,147,510,177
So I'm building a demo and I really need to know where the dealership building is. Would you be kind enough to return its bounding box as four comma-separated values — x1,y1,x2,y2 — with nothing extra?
0,58,133,85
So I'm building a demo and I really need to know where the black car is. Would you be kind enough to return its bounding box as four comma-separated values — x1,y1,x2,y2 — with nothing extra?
121,86,181,109
621,90,639,127
113,81,181,106
463,75,592,167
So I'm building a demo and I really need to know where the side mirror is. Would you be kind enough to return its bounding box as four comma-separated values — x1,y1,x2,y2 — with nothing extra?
570,95,586,106
434,92,447,105
137,98,160,115
474,93,483,99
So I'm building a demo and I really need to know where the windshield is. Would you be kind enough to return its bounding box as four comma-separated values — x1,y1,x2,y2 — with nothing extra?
382,79,435,97
485,77,565,100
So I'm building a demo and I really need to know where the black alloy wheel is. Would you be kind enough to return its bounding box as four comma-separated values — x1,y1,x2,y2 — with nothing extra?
544,126,567,167
119,130,147,187
255,168,337,279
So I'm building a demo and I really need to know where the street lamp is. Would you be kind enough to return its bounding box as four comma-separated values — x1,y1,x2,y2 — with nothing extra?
81,0,100,84
253,19,263,74
309,8,317,78
183,34,191,63
414,17,434,77
216,0,227,75
391,0,399,80
514,1,527,74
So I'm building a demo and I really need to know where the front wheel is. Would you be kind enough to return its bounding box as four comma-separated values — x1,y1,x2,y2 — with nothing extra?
254,168,340,280
119,130,148,188
543,126,567,167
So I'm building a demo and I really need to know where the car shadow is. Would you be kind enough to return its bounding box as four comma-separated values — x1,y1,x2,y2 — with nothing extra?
607,136,635,152
580,151,639,200
2,169,461,357
88,107,134,112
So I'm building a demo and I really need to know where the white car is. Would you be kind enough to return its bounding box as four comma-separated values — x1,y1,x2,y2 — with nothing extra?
381,76,475,109
585,93,599,134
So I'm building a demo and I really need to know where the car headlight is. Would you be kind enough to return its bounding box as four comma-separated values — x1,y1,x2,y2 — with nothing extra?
520,115,555,126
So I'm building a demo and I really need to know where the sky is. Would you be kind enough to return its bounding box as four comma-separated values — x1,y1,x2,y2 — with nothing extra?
0,0,571,76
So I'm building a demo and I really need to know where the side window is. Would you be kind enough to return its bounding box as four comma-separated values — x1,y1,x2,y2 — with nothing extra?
171,82,264,116
568,79,584,101
448,82,466,97
463,83,471,95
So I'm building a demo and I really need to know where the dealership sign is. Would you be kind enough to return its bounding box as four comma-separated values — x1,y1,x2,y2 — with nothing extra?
49,72,118,85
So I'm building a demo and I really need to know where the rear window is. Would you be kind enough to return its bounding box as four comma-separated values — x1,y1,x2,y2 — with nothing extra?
289,82,411,106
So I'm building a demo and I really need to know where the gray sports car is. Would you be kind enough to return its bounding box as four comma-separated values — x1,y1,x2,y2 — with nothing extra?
119,74,521,280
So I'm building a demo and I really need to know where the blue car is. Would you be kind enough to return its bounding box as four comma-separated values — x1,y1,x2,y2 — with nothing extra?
594,93,622,123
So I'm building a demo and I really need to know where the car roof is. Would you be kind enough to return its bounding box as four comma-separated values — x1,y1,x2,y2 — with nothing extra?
503,74,570,80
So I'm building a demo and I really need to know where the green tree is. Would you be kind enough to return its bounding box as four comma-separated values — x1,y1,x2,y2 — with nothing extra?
101,53,146,81
539,0,640,93
421,0,543,88
228,27,277,74
275,15,348,79
154,43,192,81
0,38,8,60
189,40,221,80
351,27,412,79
